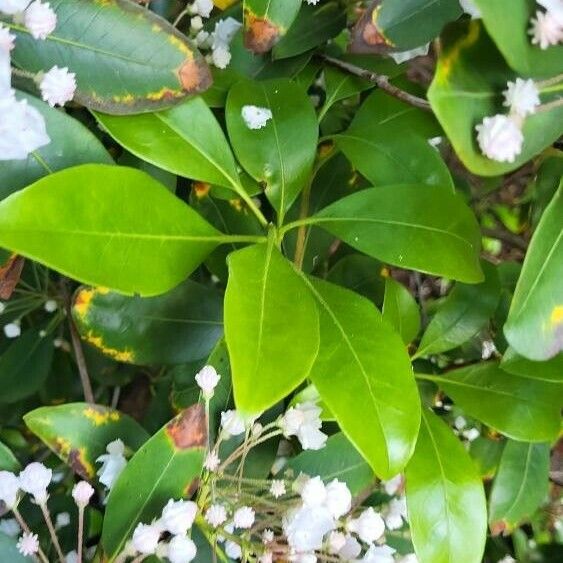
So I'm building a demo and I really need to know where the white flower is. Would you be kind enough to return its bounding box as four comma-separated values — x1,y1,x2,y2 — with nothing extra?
347,507,385,544
24,1,57,40
325,479,352,519
192,0,213,18
481,339,497,360
3,322,20,338
498,557,516,563
225,540,242,560
211,45,231,69
72,481,94,508
65,551,78,563
190,15,203,32
454,415,467,430
0,93,50,160
339,534,361,559
389,43,429,64
195,29,210,47
43,299,58,312
270,479,286,498
39,65,76,107
327,530,346,553
283,505,335,552
383,496,407,530
212,17,242,49
359,544,396,563
205,504,227,528
16,532,39,556
0,0,30,15
0,471,19,508
503,78,540,117
195,365,220,398
131,523,161,555
167,535,197,563
19,462,52,503
459,0,481,18
397,554,419,563
0,518,20,537
241,105,272,130
55,512,70,529
161,499,197,535
0,25,15,52
220,410,246,437
306,0,320,5
529,9,563,49
204,451,220,472
96,439,127,490
280,402,327,451
476,114,523,163
301,476,327,507
233,506,255,529
463,427,480,442
262,528,274,543
538,0,563,25
382,474,402,496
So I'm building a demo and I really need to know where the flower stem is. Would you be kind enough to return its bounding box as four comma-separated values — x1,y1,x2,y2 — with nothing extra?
12,507,50,563
39,502,66,562
77,505,85,563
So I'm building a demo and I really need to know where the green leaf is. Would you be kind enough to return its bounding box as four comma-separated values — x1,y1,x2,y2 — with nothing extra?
0,440,20,471
416,362,563,441
72,280,223,366
226,78,318,217
304,277,420,478
24,403,149,480
243,0,302,53
102,404,206,561
225,240,320,413
469,436,504,479
415,261,500,357
7,0,211,114
383,277,421,344
94,97,243,191
312,185,483,283
473,0,563,78
0,533,34,563
0,328,54,404
504,183,563,360
489,440,550,534
501,347,563,383
374,0,462,50
286,433,375,495
0,164,225,296
0,91,112,200
272,1,346,60
405,409,487,563
428,21,563,176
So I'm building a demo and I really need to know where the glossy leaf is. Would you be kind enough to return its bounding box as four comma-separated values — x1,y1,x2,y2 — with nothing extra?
504,183,563,360
489,440,550,534
7,0,211,114
304,277,420,478
0,440,19,471
469,436,504,479
312,185,483,283
417,362,562,441
226,78,318,217
428,21,563,176
243,0,302,53
95,97,243,190
102,405,206,560
72,280,223,366
0,165,223,296
383,277,421,344
415,261,500,357
0,328,54,404
0,91,112,200
225,240,320,413
320,66,374,120
24,403,149,479
501,347,563,383
405,408,487,563
286,432,375,495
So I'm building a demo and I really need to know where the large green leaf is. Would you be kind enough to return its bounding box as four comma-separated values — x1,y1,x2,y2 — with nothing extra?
311,184,483,283
416,362,562,441
405,409,487,563
243,0,302,53
7,0,211,114
382,277,421,345
286,432,375,495
501,347,563,383
72,280,223,366
224,240,320,413
94,97,243,191
102,404,206,561
0,164,231,296
0,328,54,404
428,21,563,176
24,403,149,479
474,0,563,78
504,184,563,360
226,78,318,218
303,277,420,478
374,0,462,50
0,92,112,200
415,261,500,357
489,440,550,534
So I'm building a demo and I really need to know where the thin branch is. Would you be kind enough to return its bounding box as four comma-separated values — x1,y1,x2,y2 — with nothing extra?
319,54,433,112
482,227,528,251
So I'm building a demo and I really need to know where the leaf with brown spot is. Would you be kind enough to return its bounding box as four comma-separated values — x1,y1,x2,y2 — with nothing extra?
166,403,207,449
0,254,24,300
349,1,393,54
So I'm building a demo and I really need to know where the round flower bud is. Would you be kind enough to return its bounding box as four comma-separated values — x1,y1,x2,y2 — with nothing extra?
167,535,197,563
19,462,52,504
204,504,227,528
476,115,523,163
233,506,255,529
195,365,220,398
300,476,327,508
347,507,385,544
0,471,20,509
225,540,242,560
72,481,94,508
161,499,197,535
131,523,161,555
39,66,76,107
324,479,352,519
23,1,57,40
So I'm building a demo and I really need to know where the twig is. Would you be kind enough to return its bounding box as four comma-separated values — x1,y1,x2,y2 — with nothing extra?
482,227,527,251
39,502,66,562
319,54,432,112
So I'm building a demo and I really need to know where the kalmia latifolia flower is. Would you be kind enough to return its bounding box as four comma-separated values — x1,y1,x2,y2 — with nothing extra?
19,462,52,504
195,364,220,398
503,78,540,117
475,114,524,163
16,532,39,557
23,1,57,40
39,65,76,107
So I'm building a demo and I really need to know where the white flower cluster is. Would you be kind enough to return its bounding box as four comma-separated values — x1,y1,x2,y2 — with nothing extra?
280,401,328,450
529,0,563,49
0,1,76,161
